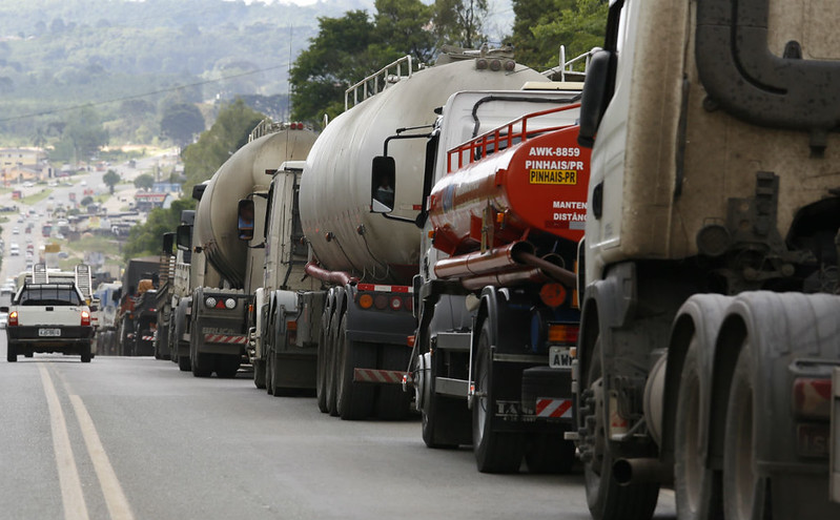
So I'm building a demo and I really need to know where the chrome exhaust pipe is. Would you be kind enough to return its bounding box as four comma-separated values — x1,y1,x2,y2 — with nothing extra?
612,458,672,486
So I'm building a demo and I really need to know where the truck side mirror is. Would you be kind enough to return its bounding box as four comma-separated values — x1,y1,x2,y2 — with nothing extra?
578,48,615,148
238,199,255,241
176,224,192,251
192,183,207,201
371,156,396,213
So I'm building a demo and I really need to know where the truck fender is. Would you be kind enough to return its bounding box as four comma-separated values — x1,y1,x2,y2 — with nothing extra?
659,294,732,464
709,292,840,484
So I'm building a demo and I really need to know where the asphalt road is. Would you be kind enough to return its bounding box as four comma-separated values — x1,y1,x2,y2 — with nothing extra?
0,333,677,520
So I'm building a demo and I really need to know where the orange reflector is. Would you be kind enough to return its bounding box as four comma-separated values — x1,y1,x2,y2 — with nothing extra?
358,294,374,309
539,283,567,308
548,324,579,344
793,377,832,419
248,304,254,313
287,321,297,331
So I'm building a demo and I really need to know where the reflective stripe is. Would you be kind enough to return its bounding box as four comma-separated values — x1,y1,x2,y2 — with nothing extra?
535,398,573,418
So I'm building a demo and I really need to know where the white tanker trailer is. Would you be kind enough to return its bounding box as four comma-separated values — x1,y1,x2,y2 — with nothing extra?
293,50,549,420
182,124,317,378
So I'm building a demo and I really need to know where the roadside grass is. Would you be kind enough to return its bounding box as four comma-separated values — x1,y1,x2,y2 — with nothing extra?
20,189,52,206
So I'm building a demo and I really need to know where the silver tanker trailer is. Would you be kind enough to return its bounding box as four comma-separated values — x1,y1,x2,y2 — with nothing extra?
182,123,317,378
289,49,549,420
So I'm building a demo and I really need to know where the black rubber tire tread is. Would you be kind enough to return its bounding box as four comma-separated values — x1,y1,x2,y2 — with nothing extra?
472,320,524,473
583,338,659,520
253,358,266,389
525,434,576,474
675,336,722,520
316,309,330,413
373,344,412,420
325,311,341,416
722,341,756,520
80,343,92,363
178,353,191,372
336,325,375,420
191,350,213,378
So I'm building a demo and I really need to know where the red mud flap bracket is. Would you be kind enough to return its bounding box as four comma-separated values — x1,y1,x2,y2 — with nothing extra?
353,368,406,385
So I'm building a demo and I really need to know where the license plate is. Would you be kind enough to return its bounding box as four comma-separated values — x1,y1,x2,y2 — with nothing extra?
549,347,573,368
39,328,61,337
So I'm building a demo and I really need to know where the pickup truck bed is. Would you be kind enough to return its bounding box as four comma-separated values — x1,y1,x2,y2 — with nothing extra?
4,282,94,362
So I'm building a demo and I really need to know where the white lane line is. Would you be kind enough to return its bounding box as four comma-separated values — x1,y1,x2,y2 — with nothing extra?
68,394,135,520
38,364,89,520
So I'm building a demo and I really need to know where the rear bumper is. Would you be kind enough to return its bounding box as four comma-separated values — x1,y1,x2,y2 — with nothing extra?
8,325,93,353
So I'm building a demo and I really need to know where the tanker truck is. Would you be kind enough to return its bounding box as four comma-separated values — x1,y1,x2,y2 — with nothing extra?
573,1,840,519
153,232,176,360
385,88,589,473
293,49,550,420
170,208,197,372
186,122,316,378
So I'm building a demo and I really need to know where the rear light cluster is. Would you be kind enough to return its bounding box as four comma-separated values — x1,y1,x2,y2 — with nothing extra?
81,310,90,327
205,297,237,310
548,323,579,345
288,122,306,130
355,284,413,312
8,311,18,326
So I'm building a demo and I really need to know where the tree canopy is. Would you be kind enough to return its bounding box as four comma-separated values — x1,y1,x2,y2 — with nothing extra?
122,197,196,260
160,103,206,148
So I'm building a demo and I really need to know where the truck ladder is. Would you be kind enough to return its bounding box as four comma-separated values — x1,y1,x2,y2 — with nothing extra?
345,55,413,111
32,263,48,284
74,264,92,301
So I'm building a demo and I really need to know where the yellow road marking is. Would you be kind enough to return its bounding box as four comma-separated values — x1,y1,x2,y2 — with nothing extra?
69,394,135,520
38,364,89,520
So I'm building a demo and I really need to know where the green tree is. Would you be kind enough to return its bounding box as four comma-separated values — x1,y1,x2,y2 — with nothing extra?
433,0,488,50
180,98,264,193
510,0,607,70
54,106,109,163
123,198,196,260
80,195,93,206
133,173,155,191
160,102,205,148
103,169,120,194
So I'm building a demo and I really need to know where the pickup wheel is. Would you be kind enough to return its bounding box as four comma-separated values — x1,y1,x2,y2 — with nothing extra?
7,342,17,362
472,320,524,473
80,343,92,363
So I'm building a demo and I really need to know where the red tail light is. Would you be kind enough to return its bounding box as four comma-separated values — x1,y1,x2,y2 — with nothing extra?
8,311,18,327
81,310,90,327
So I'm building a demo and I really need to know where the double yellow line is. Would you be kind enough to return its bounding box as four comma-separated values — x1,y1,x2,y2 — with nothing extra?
38,364,135,520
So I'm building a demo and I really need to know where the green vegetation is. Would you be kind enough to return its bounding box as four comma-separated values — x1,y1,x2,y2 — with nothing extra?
20,189,53,205
123,198,195,260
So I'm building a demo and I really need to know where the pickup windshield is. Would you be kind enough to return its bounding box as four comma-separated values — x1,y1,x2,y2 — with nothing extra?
16,284,83,306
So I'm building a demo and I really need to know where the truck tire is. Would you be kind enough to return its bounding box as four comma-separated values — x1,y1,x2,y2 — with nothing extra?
675,336,722,520
336,321,375,420
325,311,341,416
178,353,191,372
723,340,756,520
421,345,471,448
316,309,330,412
80,343,92,363
374,345,412,420
582,338,659,520
7,342,17,362
253,358,266,389
191,332,213,378
473,320,524,473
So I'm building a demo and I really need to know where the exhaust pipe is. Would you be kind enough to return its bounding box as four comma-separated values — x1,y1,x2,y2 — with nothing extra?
612,458,672,486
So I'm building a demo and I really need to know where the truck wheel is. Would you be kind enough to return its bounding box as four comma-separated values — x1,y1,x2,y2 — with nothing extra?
582,338,659,520
723,340,757,520
80,343,92,363
374,345,412,420
675,336,722,520
24,352,34,358
473,320,524,473
316,309,330,412
191,340,213,378
336,320,375,420
7,343,17,362
525,434,576,474
215,355,240,379
253,358,266,389
178,352,191,372
325,311,341,416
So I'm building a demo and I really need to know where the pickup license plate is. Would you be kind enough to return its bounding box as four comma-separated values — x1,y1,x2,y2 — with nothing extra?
549,347,573,368
39,328,61,337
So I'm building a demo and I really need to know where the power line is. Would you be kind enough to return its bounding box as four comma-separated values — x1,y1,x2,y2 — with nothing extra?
0,62,290,123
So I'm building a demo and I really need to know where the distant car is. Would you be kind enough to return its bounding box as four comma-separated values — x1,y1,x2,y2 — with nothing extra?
12,228,19,234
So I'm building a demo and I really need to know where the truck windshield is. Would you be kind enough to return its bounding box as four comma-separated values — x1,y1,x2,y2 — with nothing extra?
16,284,83,306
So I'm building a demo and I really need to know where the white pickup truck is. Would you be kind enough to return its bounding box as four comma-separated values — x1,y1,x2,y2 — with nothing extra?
3,280,94,362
